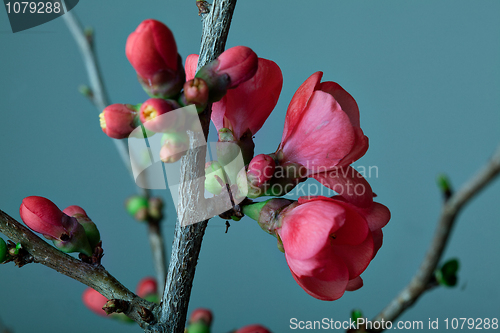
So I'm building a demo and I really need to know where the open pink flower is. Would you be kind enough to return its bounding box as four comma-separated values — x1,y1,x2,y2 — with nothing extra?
186,54,283,140
276,72,370,207
276,195,389,301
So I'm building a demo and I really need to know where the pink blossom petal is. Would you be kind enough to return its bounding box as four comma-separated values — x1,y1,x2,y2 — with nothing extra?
331,204,369,246
311,167,373,208
362,202,391,231
279,201,345,260
281,90,355,170
288,256,349,301
338,127,369,167
333,232,374,279
185,54,199,81
345,276,363,291
319,81,360,127
211,58,282,138
281,72,322,145
371,229,384,258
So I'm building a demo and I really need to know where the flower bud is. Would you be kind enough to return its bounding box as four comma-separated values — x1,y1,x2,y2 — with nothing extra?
100,104,138,139
63,205,101,249
126,19,185,98
247,154,275,187
148,197,164,220
181,78,209,113
196,46,258,102
205,161,227,195
125,195,149,221
20,196,67,240
140,98,180,133
160,132,189,163
136,277,158,303
20,196,92,256
82,288,108,317
235,324,271,333
189,308,213,326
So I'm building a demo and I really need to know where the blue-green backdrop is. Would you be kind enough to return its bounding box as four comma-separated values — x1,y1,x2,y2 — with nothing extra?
1,1,499,332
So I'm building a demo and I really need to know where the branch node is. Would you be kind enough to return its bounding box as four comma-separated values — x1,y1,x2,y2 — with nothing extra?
103,299,130,315
138,306,156,324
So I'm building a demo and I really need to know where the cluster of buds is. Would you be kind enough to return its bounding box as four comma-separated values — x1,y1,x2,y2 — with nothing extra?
125,195,163,222
19,196,100,257
82,276,158,320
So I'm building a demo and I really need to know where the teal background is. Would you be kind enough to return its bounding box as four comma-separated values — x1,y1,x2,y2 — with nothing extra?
1,1,499,332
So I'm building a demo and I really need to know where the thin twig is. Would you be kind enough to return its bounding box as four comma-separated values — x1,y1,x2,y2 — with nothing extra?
63,10,168,291
363,144,500,333
159,1,237,332
0,210,157,329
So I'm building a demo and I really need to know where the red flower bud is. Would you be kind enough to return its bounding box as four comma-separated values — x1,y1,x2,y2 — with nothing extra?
136,277,158,298
189,308,213,325
194,46,259,102
215,46,258,88
247,154,276,187
235,324,271,333
126,19,185,98
139,98,179,133
20,196,66,240
182,78,209,113
63,205,101,249
100,104,137,139
82,288,108,317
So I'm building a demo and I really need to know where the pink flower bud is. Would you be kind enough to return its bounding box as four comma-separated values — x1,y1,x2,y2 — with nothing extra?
247,154,275,187
159,132,189,163
189,308,213,325
136,277,157,298
63,205,101,249
140,98,179,133
20,196,66,240
99,104,138,139
82,288,108,317
126,19,178,78
182,78,209,113
215,46,258,88
126,19,185,98
235,324,271,333
194,46,259,102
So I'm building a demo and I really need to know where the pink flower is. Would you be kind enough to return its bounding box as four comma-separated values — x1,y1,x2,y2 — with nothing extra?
276,196,389,301
276,72,370,207
189,308,213,325
186,55,282,139
82,288,108,317
136,277,158,298
99,104,137,139
235,324,272,333
20,196,67,239
139,98,179,133
126,19,184,98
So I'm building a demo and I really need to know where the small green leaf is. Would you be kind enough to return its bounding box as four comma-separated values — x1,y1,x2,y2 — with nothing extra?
351,309,363,322
0,238,7,262
187,322,211,333
436,258,460,287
